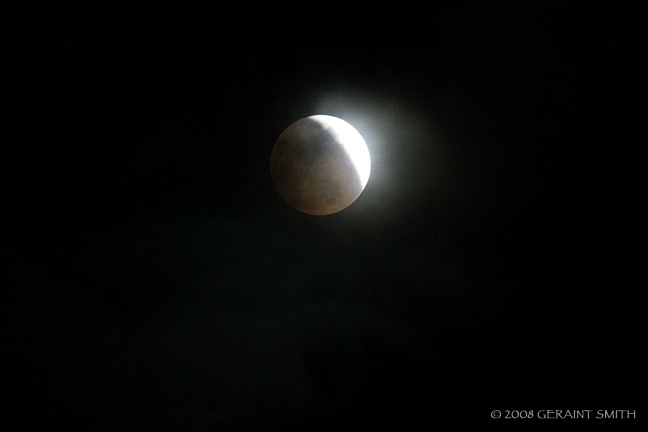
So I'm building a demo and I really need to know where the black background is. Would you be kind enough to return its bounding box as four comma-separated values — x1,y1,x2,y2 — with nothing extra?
5,2,645,430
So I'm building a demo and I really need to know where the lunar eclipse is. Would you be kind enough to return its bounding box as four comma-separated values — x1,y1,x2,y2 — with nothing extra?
270,115,370,215
6,3,641,430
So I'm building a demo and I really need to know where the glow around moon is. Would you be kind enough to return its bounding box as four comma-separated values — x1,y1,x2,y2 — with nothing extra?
270,115,371,215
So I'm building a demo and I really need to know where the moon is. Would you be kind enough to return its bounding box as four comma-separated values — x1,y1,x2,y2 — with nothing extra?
270,115,371,215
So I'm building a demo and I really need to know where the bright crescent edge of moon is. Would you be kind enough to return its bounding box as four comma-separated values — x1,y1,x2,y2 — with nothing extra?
310,115,371,188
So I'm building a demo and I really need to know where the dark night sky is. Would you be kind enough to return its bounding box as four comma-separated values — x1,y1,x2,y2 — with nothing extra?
5,2,645,430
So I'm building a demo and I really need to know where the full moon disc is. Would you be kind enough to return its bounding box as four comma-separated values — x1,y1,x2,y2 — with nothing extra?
270,115,371,215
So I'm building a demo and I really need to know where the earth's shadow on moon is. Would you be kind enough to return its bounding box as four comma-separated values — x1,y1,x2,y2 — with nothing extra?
270,117,364,216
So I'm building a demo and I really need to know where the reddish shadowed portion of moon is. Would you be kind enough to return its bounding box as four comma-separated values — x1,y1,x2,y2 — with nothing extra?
270,115,371,215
